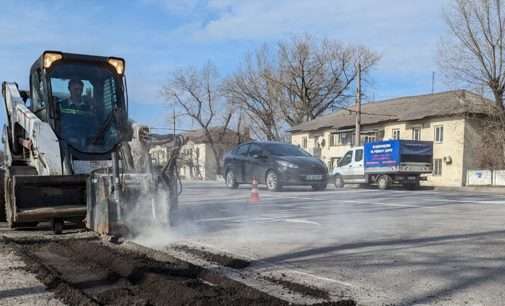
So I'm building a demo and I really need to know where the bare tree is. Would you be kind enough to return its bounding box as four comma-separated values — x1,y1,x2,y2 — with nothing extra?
162,63,233,175
275,34,380,126
440,0,505,110
223,47,285,140
225,35,379,138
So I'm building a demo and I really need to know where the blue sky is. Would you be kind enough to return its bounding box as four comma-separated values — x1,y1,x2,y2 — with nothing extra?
0,0,451,130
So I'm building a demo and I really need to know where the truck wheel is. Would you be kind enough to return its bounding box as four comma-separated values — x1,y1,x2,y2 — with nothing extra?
225,170,239,189
52,219,64,235
266,170,281,191
334,175,344,188
377,175,391,190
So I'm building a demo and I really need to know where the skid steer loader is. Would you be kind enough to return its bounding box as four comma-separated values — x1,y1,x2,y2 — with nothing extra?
1,51,182,235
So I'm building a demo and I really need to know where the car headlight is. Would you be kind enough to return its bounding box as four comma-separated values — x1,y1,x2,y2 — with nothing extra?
277,160,299,169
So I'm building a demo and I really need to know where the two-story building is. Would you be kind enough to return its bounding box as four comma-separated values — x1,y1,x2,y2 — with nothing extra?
290,90,493,187
151,127,249,180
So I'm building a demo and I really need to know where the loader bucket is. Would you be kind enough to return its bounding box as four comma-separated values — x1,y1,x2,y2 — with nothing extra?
7,175,87,225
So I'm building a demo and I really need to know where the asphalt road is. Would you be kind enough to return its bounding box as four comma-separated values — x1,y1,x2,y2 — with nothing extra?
139,181,505,306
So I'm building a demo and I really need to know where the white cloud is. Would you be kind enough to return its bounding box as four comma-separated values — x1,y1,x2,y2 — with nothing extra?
181,0,452,86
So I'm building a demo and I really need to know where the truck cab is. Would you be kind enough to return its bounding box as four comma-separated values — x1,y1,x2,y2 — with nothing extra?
332,147,366,185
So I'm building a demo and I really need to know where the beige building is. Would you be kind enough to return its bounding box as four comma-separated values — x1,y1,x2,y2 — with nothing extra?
151,128,248,180
290,90,492,187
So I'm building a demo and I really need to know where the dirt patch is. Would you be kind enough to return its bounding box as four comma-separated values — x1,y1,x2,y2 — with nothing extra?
262,277,355,305
174,245,251,269
4,236,357,305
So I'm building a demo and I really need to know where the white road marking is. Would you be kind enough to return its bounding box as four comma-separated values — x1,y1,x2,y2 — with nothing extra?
263,194,437,209
283,219,321,226
197,216,321,226
430,199,505,204
289,269,354,287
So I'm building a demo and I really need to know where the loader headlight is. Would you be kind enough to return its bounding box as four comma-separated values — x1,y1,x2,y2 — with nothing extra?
43,52,63,69
277,160,298,170
108,57,125,75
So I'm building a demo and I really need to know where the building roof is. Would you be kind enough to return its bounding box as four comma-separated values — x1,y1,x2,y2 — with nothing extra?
184,127,250,144
290,90,494,133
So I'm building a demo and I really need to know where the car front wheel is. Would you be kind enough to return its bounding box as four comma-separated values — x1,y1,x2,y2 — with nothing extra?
266,170,281,191
225,170,239,189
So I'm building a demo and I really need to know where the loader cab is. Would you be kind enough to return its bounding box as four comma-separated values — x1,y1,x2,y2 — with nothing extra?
29,51,129,157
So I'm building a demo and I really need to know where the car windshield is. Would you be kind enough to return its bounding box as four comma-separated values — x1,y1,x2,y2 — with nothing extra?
48,61,122,154
263,143,311,157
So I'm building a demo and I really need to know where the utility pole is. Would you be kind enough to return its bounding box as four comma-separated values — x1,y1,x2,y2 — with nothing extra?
355,63,361,147
172,102,176,137
432,72,435,94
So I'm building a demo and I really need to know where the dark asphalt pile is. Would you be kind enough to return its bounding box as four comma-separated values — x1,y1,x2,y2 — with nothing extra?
174,245,251,269
5,236,355,306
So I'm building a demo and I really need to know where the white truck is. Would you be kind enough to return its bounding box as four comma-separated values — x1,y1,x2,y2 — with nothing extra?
331,140,433,190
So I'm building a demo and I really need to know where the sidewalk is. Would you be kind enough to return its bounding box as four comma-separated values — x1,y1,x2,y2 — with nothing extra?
0,234,64,306
434,186,505,194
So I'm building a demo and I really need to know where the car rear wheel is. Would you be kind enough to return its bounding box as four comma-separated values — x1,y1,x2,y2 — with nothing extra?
266,171,281,192
225,170,239,189
334,175,344,188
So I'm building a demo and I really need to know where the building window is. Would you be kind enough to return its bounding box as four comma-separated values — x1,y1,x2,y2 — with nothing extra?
433,159,442,176
392,129,400,140
302,136,308,149
412,128,421,141
363,135,376,143
329,134,339,147
434,125,444,143
339,132,353,145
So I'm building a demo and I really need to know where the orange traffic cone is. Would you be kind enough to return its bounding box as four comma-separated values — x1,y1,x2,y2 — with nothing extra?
249,176,260,203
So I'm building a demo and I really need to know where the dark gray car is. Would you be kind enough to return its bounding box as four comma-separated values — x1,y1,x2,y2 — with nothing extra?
223,142,328,191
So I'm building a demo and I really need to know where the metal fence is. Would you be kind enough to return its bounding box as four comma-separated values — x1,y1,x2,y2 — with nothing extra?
466,169,505,186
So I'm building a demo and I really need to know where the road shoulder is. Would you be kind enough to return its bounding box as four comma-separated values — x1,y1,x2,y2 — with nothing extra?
0,236,65,306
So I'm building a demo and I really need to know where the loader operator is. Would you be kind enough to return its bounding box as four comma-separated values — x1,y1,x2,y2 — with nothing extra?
58,79,96,146
60,79,93,111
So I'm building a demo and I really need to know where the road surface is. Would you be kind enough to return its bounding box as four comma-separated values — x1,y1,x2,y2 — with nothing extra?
136,181,505,306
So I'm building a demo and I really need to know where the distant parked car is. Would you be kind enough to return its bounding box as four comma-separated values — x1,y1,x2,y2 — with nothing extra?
223,141,328,191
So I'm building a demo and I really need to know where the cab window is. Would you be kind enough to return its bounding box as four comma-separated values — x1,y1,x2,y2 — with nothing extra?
354,149,363,162
339,151,353,166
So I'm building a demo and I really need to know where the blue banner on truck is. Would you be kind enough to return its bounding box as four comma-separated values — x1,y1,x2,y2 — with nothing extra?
399,141,433,156
364,140,400,168
364,140,433,169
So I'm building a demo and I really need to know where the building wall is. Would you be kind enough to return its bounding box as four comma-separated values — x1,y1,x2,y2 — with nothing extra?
179,142,236,180
291,116,470,187
179,142,208,179
462,118,486,179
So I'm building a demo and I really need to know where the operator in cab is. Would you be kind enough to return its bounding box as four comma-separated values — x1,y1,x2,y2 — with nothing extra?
59,79,94,113
58,79,97,147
